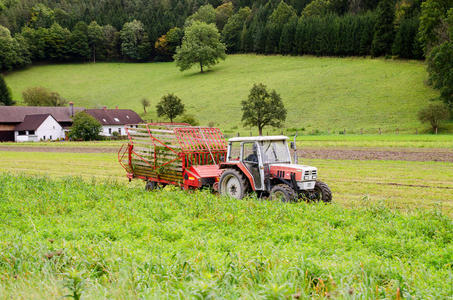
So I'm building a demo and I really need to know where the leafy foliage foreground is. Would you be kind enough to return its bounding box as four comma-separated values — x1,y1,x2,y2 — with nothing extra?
0,174,451,298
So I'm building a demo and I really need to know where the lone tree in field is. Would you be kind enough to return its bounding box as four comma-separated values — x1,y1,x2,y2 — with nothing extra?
156,93,185,122
418,103,450,134
0,74,14,106
69,112,102,141
174,21,226,73
141,98,150,113
241,83,287,136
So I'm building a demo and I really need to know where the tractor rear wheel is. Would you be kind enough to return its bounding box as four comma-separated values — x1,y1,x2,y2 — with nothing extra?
312,181,332,202
270,184,297,202
219,169,248,199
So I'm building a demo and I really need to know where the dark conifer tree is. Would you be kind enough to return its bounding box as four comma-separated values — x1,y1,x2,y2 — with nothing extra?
0,74,14,106
371,0,395,57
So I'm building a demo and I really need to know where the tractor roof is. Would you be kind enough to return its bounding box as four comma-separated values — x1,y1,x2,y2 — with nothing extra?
228,135,289,142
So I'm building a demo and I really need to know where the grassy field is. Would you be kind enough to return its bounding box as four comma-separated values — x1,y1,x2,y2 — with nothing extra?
1,151,452,215
1,133,453,149
0,174,451,298
295,134,453,148
5,55,448,134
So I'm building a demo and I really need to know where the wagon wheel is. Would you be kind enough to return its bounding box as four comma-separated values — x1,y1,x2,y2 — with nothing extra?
145,181,158,191
219,169,248,199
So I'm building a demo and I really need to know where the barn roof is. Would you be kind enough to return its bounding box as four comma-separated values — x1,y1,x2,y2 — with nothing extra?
0,106,84,123
85,108,143,125
15,114,56,131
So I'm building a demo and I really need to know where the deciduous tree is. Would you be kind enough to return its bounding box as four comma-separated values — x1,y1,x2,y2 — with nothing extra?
88,21,103,63
70,21,90,60
141,98,150,113
241,83,287,136
22,87,67,106
427,41,453,107
0,26,31,71
185,4,216,27
418,102,450,134
156,93,185,122
69,112,102,140
222,7,251,53
120,20,152,61
419,0,451,53
215,2,234,31
174,21,226,73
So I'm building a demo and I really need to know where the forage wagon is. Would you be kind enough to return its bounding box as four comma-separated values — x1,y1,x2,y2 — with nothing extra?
118,123,331,202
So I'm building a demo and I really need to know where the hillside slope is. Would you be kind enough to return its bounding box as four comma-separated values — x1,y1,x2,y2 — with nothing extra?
4,55,441,133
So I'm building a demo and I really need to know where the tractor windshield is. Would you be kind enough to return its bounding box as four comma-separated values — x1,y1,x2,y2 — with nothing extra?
260,140,291,164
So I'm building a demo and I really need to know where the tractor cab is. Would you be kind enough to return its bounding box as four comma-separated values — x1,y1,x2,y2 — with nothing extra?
219,136,332,202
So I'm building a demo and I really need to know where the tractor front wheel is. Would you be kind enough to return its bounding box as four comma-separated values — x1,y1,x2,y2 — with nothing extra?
270,184,297,202
312,181,332,202
219,169,248,199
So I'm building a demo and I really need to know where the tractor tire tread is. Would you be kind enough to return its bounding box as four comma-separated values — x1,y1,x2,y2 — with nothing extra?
270,184,297,202
315,180,332,202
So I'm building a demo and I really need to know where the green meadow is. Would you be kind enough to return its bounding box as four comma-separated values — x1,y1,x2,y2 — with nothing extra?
5,55,447,134
1,151,451,215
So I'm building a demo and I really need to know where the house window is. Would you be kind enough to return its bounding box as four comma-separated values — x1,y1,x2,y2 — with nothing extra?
50,135,52,140
109,128,112,134
102,118,107,123
114,118,120,122
18,131,26,135
43,136,46,140
118,128,122,135
28,130,35,135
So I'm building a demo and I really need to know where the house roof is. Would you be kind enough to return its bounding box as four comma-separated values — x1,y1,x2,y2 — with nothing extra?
15,114,56,131
0,106,84,124
85,109,143,125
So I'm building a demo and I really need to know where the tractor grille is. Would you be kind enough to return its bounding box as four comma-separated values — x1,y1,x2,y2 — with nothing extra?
304,170,317,180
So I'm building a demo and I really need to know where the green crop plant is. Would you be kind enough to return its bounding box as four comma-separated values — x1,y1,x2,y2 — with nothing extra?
0,174,451,298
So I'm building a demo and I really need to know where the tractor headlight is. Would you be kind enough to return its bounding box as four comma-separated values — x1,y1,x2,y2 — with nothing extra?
304,176,309,180
312,175,317,179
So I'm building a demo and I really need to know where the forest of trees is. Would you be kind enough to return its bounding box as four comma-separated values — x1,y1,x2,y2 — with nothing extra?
1,0,435,72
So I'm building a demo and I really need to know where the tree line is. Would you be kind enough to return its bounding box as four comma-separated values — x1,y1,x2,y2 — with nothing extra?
1,0,426,70
0,0,451,109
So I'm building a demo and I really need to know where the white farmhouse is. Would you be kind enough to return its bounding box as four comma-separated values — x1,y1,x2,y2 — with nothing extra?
85,108,144,137
14,114,65,142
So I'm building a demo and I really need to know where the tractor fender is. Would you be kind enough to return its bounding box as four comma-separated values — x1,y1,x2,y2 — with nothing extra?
219,162,256,191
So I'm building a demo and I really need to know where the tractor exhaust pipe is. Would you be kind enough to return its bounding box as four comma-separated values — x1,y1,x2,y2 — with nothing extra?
293,133,298,164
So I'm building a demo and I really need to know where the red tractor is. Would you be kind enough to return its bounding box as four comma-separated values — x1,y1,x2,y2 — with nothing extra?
218,136,331,202
118,123,331,202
